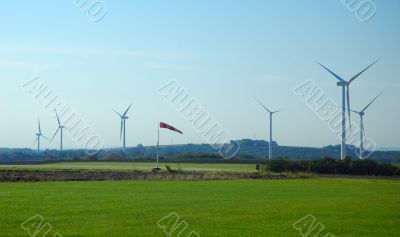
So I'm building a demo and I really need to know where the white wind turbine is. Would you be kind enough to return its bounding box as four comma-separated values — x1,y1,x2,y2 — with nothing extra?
317,59,379,160
51,110,65,150
256,99,283,159
113,103,132,152
350,91,383,159
34,118,49,153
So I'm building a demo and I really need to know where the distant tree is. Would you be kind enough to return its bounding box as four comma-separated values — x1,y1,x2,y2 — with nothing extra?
289,160,311,172
311,158,336,174
350,159,378,175
269,159,290,173
89,154,98,161
375,163,398,176
105,155,124,161
335,157,351,174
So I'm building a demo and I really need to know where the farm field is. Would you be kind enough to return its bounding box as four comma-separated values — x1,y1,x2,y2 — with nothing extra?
0,179,399,237
0,162,257,173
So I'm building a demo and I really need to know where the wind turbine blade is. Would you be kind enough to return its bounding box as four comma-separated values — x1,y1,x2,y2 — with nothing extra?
122,103,133,117
33,136,38,144
349,109,359,114
349,59,380,84
55,110,61,126
316,62,345,82
41,134,50,142
273,109,283,114
255,98,271,113
339,106,360,114
341,107,360,114
50,128,60,142
113,110,122,117
38,118,41,134
346,86,351,130
361,91,383,113
120,119,123,140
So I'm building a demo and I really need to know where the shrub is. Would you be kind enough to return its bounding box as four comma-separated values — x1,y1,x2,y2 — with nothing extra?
105,155,125,161
265,157,399,176
165,165,184,173
350,159,378,175
311,158,336,174
335,158,351,174
269,159,290,173
376,163,398,176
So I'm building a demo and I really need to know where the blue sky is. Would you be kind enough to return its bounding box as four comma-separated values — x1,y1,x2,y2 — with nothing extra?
0,0,399,149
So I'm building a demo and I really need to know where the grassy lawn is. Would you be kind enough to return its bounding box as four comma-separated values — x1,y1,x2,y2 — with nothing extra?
0,179,399,237
0,162,257,173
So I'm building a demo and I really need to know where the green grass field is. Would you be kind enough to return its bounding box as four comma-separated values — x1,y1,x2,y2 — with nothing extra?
0,162,257,173
0,179,399,237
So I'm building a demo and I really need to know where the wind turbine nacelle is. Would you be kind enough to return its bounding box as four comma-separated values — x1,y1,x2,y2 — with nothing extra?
123,116,129,119
337,81,347,86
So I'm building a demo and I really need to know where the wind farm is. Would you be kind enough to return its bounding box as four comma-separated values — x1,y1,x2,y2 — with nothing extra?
1,1,400,237
0,64,393,236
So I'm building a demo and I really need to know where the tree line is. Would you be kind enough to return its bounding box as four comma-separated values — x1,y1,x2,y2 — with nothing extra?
265,157,400,176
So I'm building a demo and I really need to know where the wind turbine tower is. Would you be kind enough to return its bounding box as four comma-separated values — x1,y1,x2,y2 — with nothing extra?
256,99,282,159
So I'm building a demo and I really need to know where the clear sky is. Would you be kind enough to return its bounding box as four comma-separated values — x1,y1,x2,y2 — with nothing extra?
0,0,399,150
